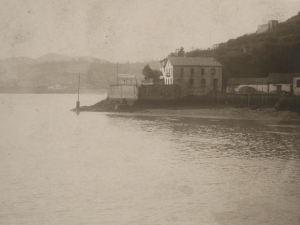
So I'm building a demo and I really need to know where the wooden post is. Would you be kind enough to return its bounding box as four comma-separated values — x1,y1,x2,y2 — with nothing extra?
248,94,250,108
116,62,119,84
297,95,299,112
261,88,264,108
76,73,80,109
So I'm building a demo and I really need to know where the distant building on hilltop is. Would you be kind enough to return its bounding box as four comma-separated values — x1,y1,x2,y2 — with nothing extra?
159,57,223,92
256,20,278,33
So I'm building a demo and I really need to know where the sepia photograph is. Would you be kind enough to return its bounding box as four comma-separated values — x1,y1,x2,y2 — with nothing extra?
0,0,300,224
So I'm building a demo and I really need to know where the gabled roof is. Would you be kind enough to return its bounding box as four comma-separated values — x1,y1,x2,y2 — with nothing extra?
168,57,222,67
227,77,268,85
268,73,300,84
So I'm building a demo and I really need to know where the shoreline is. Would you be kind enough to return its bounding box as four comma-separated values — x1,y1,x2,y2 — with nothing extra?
95,109,300,123
73,99,300,122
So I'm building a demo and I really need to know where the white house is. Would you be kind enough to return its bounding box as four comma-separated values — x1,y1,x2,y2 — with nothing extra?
159,57,223,92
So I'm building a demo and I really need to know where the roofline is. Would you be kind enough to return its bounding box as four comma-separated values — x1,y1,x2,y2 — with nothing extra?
228,83,268,85
267,82,293,84
172,65,223,67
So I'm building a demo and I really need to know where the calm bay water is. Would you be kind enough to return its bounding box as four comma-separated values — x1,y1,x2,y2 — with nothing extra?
0,94,300,225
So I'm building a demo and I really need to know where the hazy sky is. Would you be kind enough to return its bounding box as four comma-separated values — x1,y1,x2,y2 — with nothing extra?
1,0,300,62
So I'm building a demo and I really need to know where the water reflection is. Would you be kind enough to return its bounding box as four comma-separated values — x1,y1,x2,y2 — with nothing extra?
106,115,300,225
1,94,300,225
107,115,300,160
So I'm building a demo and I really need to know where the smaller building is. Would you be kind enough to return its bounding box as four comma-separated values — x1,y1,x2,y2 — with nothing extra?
268,73,300,94
226,73,300,95
227,78,268,93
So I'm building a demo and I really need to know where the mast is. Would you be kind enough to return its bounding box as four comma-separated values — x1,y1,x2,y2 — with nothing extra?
117,62,119,84
76,73,80,109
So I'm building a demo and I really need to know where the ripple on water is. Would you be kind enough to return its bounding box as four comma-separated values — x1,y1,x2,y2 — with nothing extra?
0,95,300,225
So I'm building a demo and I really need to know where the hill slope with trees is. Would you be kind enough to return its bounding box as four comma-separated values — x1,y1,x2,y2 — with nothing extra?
185,12,300,86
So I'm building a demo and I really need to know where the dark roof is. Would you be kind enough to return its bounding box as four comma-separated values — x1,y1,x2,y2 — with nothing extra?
268,73,300,84
227,77,268,85
168,57,222,67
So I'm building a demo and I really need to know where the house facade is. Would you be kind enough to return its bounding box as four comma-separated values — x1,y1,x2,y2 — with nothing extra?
159,57,223,92
267,73,300,94
293,76,300,95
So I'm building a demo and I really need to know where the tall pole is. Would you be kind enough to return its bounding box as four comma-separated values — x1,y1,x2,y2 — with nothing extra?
117,62,119,85
76,73,80,108
261,86,263,109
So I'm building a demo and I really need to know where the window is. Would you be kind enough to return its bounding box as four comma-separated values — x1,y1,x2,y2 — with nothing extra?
201,68,205,75
180,68,184,76
191,68,194,76
189,78,194,85
200,78,206,87
166,69,169,77
211,68,216,75
277,85,282,92
213,78,218,91
297,79,300,87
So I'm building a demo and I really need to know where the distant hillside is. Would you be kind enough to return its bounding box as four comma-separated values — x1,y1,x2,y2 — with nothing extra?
186,12,300,85
35,53,110,63
0,53,158,89
36,53,74,62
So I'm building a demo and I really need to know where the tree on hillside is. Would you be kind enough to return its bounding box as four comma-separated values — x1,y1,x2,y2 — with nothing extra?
142,65,162,84
178,47,185,57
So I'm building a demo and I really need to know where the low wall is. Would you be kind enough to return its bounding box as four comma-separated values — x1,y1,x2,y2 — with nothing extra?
212,93,300,110
108,85,138,100
138,85,180,100
138,84,207,100
139,86,299,108
225,93,280,106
